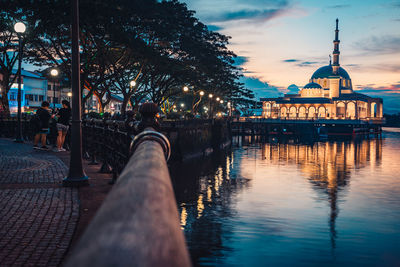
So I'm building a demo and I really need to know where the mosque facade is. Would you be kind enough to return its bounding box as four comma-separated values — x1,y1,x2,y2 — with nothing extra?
261,20,383,121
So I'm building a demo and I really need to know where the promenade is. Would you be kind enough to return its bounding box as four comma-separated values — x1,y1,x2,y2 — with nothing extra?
0,138,112,266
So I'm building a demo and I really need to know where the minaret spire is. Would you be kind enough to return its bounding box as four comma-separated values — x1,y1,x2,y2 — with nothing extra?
332,18,340,75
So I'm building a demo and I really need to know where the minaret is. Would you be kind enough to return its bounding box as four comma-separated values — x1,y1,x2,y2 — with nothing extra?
332,18,340,75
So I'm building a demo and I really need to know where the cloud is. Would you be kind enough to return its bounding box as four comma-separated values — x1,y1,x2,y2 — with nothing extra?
233,56,249,66
282,59,321,67
241,76,282,98
354,35,400,55
350,63,400,73
286,84,299,94
184,0,291,23
207,25,223,31
282,59,300,62
356,83,400,114
326,4,351,9
344,64,360,67
209,7,289,23
296,61,318,67
391,2,400,8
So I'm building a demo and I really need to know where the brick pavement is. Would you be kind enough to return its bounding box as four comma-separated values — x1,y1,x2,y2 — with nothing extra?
0,139,79,267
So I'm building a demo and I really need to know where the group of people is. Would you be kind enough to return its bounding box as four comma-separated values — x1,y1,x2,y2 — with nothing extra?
33,100,71,152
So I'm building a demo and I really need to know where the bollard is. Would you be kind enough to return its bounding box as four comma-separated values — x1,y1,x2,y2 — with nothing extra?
65,103,191,267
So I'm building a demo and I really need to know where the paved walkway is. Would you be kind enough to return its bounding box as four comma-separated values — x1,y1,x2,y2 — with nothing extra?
0,139,79,266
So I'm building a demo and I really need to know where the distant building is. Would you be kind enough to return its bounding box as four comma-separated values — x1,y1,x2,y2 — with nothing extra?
8,69,48,113
85,91,127,114
42,68,72,109
262,19,383,121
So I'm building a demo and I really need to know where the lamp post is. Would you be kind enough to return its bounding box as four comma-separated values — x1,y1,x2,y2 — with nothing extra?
14,22,26,143
63,0,89,187
208,93,213,119
50,68,58,110
183,86,206,114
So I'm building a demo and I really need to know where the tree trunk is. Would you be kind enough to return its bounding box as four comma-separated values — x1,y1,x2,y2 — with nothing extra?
0,93,10,117
121,96,129,117
98,102,104,113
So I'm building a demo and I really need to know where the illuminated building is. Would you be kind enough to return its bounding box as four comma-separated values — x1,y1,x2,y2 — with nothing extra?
262,19,383,121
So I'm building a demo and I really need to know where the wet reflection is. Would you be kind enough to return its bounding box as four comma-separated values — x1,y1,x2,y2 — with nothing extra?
170,134,399,266
171,150,252,264
261,139,383,249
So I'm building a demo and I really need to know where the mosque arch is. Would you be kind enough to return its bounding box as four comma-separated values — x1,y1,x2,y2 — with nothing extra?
265,102,271,117
318,106,326,118
336,102,346,118
347,102,356,118
289,106,297,118
298,106,307,118
371,102,377,117
280,106,287,118
308,106,316,119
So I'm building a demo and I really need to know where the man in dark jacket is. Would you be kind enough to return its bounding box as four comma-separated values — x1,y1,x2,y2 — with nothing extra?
33,101,52,150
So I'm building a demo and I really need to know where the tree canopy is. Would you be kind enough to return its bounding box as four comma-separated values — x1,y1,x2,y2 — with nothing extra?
0,0,253,116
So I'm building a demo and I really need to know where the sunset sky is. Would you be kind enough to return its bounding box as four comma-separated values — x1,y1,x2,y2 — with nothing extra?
183,0,400,113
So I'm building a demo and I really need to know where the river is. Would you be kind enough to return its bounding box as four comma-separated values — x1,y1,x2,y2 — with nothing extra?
170,128,400,266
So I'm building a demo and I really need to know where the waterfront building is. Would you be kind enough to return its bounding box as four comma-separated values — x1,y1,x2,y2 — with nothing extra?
261,20,383,121
7,69,48,113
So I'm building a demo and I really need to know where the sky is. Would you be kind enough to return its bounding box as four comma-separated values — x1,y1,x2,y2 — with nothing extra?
182,0,400,113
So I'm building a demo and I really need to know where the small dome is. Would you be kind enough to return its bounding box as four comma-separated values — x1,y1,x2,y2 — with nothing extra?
304,82,322,89
311,65,350,80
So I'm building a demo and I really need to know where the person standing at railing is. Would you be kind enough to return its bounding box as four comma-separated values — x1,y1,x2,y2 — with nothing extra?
54,100,71,152
33,101,52,150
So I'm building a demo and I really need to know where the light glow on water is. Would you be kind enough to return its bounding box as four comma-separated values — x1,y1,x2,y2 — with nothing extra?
171,129,400,266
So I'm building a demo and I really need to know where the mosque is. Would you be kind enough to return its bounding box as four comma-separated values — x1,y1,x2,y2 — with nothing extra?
261,19,383,121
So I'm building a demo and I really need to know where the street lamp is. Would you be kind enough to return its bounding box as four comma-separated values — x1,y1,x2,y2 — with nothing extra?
14,22,26,143
208,94,213,99
130,80,136,87
183,86,189,92
67,92,72,103
199,91,205,96
216,97,220,101
63,0,89,187
220,100,223,104
50,68,59,110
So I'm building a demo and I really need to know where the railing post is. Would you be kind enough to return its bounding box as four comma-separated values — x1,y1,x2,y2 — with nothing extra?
88,119,99,165
65,103,191,266
82,118,90,159
99,118,112,173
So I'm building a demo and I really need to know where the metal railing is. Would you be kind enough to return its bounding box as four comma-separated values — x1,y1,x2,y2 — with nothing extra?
0,113,231,169
65,103,191,266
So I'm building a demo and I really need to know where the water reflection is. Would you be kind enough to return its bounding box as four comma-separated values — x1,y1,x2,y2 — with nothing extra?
171,151,251,264
261,139,383,250
170,135,400,266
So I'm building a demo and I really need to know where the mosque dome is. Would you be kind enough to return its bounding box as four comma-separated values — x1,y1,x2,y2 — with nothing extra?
311,65,350,80
304,82,322,89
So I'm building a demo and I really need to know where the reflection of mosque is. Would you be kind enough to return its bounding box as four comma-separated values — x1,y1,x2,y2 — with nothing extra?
171,138,383,263
261,138,383,248
170,152,251,264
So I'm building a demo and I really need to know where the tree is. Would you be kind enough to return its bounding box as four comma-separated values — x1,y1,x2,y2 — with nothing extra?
1,0,254,117
0,3,25,116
